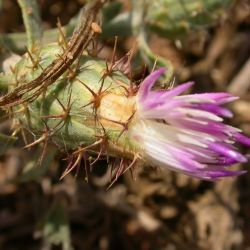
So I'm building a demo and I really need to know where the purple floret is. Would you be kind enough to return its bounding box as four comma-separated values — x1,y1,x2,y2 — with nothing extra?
131,68,250,180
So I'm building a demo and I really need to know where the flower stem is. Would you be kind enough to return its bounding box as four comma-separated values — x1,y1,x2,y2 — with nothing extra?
0,11,131,54
131,0,174,84
0,18,76,54
17,0,43,49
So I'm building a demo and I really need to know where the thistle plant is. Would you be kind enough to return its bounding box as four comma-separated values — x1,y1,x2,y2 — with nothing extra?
0,0,249,183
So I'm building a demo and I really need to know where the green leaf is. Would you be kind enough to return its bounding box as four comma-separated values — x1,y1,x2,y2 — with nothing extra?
0,133,17,155
102,2,123,23
101,12,132,38
42,201,73,250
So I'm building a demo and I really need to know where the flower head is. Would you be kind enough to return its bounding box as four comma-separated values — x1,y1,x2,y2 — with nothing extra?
130,68,250,180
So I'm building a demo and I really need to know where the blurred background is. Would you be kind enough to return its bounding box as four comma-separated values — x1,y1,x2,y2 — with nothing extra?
0,0,250,249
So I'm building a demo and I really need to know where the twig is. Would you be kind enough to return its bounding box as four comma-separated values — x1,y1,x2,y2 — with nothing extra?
17,0,43,49
228,58,250,96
